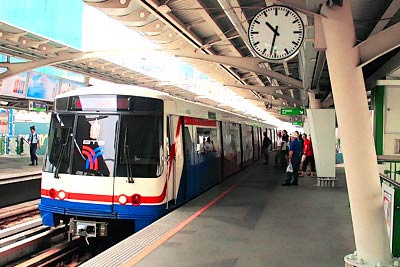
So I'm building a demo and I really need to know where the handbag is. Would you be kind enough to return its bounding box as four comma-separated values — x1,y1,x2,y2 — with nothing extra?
286,162,293,173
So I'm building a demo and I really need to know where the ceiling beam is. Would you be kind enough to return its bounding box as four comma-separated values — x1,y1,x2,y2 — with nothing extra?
173,51,304,89
368,0,400,38
311,51,326,89
357,22,400,67
224,83,301,105
365,49,400,90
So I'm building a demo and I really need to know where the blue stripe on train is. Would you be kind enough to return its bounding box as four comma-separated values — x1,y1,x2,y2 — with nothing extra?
40,197,166,231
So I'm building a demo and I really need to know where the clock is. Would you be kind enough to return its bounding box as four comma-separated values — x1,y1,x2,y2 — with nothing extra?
248,5,305,61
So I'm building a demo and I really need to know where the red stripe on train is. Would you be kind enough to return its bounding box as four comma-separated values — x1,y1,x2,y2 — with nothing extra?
184,117,216,127
41,184,167,204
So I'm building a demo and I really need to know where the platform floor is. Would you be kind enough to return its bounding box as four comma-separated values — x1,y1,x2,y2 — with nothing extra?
82,160,355,267
0,154,43,177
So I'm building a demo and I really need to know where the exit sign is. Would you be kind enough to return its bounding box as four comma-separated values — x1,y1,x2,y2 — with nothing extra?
280,108,304,116
292,121,303,126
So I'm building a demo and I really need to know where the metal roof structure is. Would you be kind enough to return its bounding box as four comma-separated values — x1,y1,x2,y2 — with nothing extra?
83,0,400,119
0,0,399,122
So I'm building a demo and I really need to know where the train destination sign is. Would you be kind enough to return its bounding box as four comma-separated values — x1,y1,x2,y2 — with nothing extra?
280,108,305,116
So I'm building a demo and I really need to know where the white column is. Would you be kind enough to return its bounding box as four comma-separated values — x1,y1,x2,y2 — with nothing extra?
308,92,321,109
321,1,391,266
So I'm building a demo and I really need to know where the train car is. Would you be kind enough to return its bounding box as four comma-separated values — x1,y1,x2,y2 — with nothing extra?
39,85,276,238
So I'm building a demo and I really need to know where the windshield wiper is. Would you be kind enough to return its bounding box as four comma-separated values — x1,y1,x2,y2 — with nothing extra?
54,129,71,178
123,126,134,183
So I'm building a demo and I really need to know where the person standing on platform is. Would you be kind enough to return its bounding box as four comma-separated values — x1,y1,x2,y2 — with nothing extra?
262,132,272,164
282,132,302,186
300,134,316,177
274,130,282,167
281,130,289,168
28,125,39,166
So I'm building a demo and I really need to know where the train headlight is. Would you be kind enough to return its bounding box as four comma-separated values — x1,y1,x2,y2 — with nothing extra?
58,190,66,200
49,188,57,199
118,195,128,205
131,194,142,206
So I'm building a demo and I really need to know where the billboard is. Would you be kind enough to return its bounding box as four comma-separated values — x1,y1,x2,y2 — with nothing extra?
0,110,9,134
0,72,28,98
26,72,60,101
57,80,84,95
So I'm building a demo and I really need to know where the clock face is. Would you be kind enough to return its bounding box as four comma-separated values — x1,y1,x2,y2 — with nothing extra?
248,5,305,61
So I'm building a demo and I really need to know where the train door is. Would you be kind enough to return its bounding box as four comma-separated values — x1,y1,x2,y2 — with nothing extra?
182,118,197,199
166,115,185,206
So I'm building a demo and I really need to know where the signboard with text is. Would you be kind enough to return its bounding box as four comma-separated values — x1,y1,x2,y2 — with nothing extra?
0,72,28,98
280,108,305,116
29,101,47,112
292,121,304,126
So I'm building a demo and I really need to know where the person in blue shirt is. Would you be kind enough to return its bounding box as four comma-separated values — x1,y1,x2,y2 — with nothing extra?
28,126,39,166
282,132,303,186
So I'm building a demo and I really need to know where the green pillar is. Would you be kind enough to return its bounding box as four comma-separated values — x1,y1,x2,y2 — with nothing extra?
374,85,384,155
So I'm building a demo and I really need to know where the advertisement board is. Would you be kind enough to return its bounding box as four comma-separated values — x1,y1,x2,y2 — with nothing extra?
26,72,60,101
57,80,84,95
0,110,9,134
382,181,395,251
0,72,28,98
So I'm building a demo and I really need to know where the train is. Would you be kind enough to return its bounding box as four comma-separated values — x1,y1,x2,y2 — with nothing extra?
39,85,277,239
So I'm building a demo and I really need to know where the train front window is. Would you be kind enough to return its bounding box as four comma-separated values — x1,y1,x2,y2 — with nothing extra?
71,115,119,177
116,115,163,178
44,114,75,174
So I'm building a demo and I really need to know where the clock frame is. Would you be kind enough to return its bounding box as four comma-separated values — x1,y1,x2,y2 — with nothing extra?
248,5,305,61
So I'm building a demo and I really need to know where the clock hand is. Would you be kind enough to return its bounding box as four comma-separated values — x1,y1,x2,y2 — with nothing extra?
270,26,279,55
266,22,280,36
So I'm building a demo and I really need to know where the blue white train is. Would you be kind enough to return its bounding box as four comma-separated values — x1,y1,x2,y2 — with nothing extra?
39,85,277,238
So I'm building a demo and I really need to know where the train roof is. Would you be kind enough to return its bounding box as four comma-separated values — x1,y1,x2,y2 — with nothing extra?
56,85,276,129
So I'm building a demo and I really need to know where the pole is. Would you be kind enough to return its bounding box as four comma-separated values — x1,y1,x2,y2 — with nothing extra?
321,1,392,266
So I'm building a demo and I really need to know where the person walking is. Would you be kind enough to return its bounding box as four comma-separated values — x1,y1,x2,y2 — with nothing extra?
28,125,39,166
282,132,302,186
262,132,272,164
300,135,316,177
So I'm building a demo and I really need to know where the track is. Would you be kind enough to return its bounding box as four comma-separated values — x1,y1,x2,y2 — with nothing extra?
0,200,40,230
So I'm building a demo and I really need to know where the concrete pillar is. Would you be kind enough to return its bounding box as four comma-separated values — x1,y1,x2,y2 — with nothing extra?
321,1,391,266
308,92,321,109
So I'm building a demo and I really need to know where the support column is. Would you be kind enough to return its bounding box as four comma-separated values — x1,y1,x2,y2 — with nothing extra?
321,1,391,266
308,92,321,109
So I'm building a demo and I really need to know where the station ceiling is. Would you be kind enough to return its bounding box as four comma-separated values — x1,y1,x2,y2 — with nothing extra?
83,0,400,118
0,0,399,122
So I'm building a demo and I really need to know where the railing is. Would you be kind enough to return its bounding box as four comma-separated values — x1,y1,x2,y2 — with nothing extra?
377,155,400,182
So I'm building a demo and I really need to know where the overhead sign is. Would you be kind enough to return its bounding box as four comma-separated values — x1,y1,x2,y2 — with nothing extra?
292,121,303,126
26,71,60,101
280,108,304,116
29,101,47,112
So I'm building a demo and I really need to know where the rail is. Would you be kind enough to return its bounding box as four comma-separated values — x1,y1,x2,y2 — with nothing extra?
377,155,400,182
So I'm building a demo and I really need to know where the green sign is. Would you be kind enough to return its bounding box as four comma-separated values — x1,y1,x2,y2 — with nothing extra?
292,121,303,126
29,101,47,112
280,108,304,116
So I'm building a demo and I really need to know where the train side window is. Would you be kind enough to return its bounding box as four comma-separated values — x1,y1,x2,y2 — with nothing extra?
196,127,218,155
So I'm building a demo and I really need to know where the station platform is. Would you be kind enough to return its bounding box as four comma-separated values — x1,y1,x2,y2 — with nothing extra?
0,154,43,208
81,161,355,267
0,154,43,178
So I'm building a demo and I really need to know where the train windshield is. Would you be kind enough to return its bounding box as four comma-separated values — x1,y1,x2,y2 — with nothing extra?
116,115,163,178
44,114,75,174
44,113,118,177
71,115,118,177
